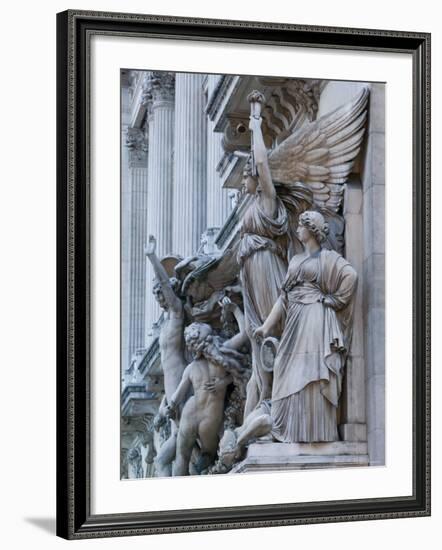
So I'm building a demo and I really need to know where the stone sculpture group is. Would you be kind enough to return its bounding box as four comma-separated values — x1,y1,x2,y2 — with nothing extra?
145,87,368,476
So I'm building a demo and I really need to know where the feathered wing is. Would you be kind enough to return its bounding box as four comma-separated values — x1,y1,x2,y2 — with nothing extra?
274,181,313,257
268,86,369,212
180,244,240,304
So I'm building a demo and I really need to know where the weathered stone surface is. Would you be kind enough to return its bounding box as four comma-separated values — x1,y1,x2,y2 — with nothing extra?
366,428,386,467
317,81,368,120
339,423,367,442
363,185,385,259
231,441,369,473
340,356,366,426
342,181,366,434
364,309,386,378
367,83,386,135
362,131,385,189
366,373,386,433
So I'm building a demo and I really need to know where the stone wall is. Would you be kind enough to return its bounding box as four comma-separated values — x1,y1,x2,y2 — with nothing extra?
318,81,385,464
361,83,386,466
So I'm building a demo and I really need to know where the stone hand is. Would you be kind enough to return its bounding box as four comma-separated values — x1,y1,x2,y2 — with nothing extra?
247,90,265,118
153,412,167,431
218,296,237,315
144,234,157,256
320,295,335,308
248,116,263,132
204,378,226,393
253,325,268,341
165,402,177,420
223,285,242,296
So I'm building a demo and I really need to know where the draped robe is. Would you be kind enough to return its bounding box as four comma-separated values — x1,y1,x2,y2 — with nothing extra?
238,193,288,416
271,248,358,442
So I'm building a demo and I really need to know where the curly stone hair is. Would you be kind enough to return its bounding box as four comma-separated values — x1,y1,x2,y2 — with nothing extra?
299,210,329,244
152,276,181,297
184,323,245,373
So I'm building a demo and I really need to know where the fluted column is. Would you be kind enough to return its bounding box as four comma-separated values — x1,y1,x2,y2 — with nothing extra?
126,128,148,361
143,72,175,342
206,75,232,228
121,85,132,373
172,73,207,257
206,121,231,228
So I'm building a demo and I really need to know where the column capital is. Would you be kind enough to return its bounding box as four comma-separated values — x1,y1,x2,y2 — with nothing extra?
142,71,175,111
125,127,148,166
127,446,144,478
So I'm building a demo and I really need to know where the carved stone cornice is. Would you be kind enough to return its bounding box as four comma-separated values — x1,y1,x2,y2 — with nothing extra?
222,112,274,154
138,333,161,376
206,75,237,122
126,70,149,128
257,77,321,144
125,127,148,166
128,70,143,102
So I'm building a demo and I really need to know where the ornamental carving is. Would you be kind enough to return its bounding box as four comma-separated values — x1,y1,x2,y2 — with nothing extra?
142,71,175,106
125,127,148,165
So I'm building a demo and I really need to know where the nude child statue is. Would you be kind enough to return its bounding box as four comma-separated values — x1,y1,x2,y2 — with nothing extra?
166,322,246,476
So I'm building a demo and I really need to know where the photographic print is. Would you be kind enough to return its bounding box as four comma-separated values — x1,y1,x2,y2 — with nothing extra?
120,70,385,479
57,10,430,538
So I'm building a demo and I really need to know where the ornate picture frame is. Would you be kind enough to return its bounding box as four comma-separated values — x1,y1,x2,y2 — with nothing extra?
56,9,430,539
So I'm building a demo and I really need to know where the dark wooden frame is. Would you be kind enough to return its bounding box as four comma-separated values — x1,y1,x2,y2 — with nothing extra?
56,9,431,540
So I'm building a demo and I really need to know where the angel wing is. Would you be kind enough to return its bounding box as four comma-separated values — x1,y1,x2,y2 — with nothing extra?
176,245,240,305
274,181,313,257
268,86,369,212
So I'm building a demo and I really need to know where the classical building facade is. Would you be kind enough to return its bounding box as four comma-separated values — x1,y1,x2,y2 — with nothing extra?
120,70,385,479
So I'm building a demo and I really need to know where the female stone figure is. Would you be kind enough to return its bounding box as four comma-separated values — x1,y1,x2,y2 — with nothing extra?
239,91,311,419
254,211,358,442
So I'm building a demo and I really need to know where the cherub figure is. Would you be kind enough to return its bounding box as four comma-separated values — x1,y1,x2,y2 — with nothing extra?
166,321,247,476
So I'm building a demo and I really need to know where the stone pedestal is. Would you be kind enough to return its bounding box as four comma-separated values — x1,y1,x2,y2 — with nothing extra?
231,441,369,473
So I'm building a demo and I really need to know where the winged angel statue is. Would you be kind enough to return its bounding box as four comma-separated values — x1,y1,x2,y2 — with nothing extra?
151,85,369,475
237,86,369,419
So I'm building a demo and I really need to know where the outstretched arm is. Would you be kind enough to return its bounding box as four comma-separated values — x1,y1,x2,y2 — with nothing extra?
253,296,284,341
219,297,249,350
145,235,182,312
248,91,276,215
250,118,275,195
223,297,245,334
167,366,193,418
